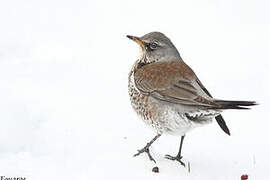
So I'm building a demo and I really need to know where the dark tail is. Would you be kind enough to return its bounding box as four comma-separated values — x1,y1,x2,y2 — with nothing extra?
214,100,257,110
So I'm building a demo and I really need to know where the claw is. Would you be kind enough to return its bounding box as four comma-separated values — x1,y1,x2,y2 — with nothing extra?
133,134,161,163
133,147,156,163
165,154,185,167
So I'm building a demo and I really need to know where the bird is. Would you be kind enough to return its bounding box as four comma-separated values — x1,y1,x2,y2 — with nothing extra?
127,32,256,166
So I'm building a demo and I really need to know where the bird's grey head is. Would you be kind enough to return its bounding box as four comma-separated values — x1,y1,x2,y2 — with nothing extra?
127,32,181,64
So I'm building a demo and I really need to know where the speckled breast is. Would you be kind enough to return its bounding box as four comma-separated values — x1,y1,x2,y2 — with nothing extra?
128,67,163,133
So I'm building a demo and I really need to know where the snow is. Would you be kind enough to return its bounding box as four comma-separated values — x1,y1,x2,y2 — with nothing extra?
0,0,269,179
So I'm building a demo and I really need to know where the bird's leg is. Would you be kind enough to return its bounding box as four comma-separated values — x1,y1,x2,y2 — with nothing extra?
134,134,161,163
165,135,186,167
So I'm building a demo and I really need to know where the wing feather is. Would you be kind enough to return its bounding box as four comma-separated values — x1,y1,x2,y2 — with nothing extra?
134,60,231,135
134,60,220,108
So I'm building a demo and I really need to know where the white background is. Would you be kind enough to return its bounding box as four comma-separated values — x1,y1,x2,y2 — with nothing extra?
0,0,269,179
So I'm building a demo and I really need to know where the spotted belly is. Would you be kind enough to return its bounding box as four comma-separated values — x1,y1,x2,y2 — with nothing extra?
128,70,217,136
129,74,194,135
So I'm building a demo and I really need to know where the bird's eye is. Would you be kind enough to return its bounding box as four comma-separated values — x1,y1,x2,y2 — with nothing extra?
150,42,158,50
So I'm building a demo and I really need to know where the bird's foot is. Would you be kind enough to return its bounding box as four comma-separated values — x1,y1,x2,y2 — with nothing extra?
134,143,156,163
165,154,185,167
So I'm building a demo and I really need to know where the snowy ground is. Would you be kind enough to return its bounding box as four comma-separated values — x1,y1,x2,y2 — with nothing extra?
0,0,269,179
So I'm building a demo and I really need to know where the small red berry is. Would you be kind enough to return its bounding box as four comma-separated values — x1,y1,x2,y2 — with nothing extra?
152,166,159,173
241,174,248,180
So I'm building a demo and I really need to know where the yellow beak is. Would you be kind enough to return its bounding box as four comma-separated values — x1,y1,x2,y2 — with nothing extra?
127,35,145,47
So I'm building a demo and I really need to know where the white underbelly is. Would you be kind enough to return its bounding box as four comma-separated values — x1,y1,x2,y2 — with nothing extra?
158,105,216,136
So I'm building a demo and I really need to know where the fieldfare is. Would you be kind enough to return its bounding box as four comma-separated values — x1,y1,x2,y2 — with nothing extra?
127,32,256,166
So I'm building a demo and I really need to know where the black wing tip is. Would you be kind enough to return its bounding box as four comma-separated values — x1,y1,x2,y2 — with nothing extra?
222,125,231,136
215,115,231,136
239,101,258,106
225,129,231,136
213,100,258,110
253,101,259,106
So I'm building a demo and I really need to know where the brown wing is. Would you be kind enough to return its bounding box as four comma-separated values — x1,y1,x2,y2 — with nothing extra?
134,60,219,108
